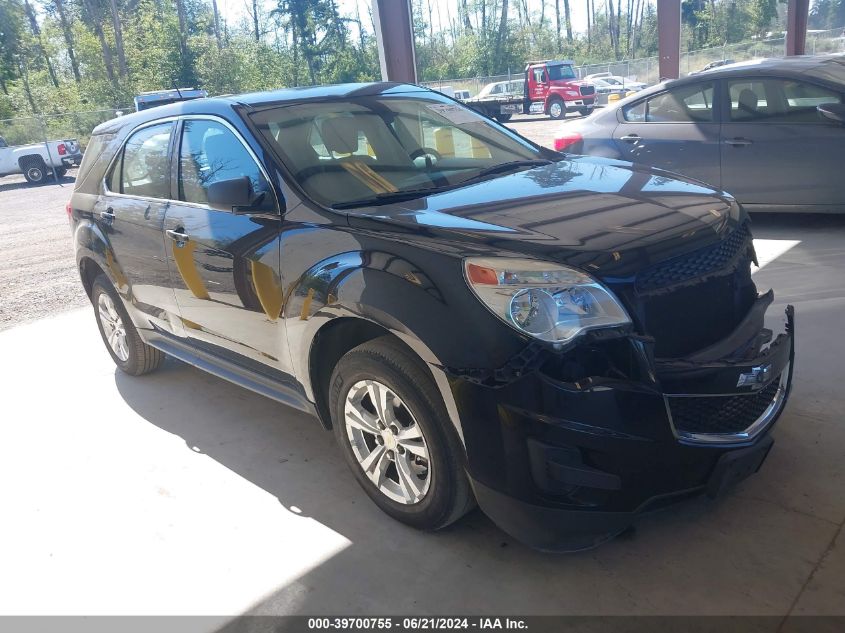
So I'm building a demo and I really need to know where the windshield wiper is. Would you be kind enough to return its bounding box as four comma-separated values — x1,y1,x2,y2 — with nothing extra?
459,159,553,185
332,186,455,210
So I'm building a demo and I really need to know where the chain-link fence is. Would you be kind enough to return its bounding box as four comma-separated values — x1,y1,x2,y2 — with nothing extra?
0,108,130,150
421,26,845,97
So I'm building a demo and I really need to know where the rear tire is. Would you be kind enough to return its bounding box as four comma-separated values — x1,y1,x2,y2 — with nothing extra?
20,157,47,184
329,336,474,530
54,167,68,178
91,274,164,376
494,113,513,122
578,108,593,117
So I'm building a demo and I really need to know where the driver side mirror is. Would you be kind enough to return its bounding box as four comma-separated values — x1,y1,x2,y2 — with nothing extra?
207,176,279,214
818,103,845,124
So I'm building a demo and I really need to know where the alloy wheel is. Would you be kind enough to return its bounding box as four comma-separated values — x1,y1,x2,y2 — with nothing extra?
549,101,563,118
344,379,431,504
97,292,129,362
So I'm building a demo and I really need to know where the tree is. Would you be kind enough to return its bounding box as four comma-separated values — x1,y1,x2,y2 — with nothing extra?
211,0,222,48
108,0,128,78
80,0,117,85
563,0,573,42
749,0,781,37
555,0,561,51
50,0,81,82
495,0,509,69
0,0,25,96
23,0,59,87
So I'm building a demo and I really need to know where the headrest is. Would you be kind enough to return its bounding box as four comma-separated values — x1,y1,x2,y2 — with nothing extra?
203,132,234,163
738,89,759,115
319,116,360,154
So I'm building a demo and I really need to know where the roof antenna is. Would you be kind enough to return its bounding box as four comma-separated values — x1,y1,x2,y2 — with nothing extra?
172,83,184,99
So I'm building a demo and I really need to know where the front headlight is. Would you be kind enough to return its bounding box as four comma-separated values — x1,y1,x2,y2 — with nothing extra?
464,257,631,344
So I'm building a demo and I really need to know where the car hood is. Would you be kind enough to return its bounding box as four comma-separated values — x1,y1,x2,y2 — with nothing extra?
346,157,742,280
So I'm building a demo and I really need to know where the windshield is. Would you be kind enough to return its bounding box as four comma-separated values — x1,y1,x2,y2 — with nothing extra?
547,64,576,81
249,94,548,208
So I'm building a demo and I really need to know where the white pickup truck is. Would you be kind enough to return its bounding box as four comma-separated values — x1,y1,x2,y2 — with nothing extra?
0,135,83,184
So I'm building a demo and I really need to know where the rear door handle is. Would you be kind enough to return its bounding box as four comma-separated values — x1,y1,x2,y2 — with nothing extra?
619,134,641,143
99,208,115,223
166,228,190,247
724,137,753,147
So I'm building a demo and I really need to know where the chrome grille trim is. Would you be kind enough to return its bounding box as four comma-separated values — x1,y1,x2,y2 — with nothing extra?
664,363,790,445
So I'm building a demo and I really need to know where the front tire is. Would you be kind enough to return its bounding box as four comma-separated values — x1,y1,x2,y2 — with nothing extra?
329,336,473,530
578,107,593,117
548,97,566,120
91,274,164,376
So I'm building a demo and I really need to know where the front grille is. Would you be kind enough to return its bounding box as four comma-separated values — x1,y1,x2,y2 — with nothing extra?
637,223,752,293
668,378,781,436
579,85,596,96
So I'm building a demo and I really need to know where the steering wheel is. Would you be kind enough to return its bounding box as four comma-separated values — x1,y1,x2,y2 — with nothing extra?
410,147,443,167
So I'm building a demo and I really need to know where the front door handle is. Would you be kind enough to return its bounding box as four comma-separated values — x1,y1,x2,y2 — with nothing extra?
166,228,190,247
619,134,641,143
724,137,753,147
99,208,115,223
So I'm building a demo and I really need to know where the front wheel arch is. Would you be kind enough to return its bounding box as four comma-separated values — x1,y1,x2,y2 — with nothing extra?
308,317,393,429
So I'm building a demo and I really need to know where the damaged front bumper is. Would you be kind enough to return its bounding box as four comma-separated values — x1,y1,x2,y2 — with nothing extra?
448,292,795,552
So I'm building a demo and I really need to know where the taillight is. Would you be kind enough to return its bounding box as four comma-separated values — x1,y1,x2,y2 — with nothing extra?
554,132,583,152
66,202,73,222
57,143,67,155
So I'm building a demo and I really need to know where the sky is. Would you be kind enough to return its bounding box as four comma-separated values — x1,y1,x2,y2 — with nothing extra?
216,0,654,39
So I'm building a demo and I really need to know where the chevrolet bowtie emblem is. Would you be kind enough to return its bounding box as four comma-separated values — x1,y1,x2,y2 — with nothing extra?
736,364,772,389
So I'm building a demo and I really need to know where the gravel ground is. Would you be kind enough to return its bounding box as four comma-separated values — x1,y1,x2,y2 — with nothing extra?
0,169,89,331
0,116,570,331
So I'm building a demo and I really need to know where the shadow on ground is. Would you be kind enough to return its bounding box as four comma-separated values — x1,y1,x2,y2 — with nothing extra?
0,174,74,194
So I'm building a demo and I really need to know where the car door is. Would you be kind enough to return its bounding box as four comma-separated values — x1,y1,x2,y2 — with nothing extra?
613,81,721,188
163,116,289,373
720,76,845,210
530,67,548,101
96,120,181,329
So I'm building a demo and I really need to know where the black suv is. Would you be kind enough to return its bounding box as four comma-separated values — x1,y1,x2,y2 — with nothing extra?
69,83,794,551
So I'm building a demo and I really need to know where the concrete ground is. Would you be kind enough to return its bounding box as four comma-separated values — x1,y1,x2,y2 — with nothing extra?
0,214,843,623
0,119,843,624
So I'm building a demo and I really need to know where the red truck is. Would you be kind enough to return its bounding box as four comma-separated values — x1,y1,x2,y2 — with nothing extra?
465,60,596,122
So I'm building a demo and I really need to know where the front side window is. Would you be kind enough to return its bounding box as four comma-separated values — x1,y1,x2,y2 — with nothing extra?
623,83,714,123
114,122,173,198
178,119,271,208
729,78,842,123
728,80,771,122
249,95,546,209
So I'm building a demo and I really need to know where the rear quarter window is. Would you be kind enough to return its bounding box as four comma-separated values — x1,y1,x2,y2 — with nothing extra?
74,133,115,192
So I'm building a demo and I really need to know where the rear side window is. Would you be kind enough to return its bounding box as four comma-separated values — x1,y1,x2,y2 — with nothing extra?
178,119,270,207
108,122,173,198
624,83,714,123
